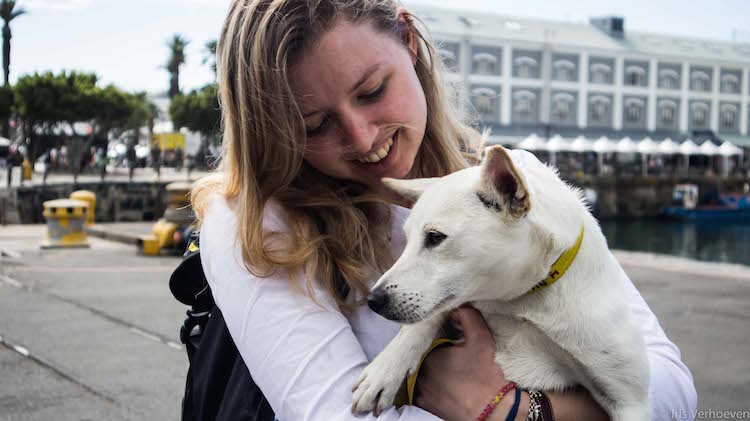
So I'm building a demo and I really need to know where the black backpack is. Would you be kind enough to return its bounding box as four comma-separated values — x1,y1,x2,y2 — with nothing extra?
170,230,276,421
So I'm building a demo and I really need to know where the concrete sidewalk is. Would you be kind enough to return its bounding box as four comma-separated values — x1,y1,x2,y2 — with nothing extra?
0,224,749,420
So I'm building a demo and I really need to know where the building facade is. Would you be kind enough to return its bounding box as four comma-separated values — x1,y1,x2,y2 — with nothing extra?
414,7,750,146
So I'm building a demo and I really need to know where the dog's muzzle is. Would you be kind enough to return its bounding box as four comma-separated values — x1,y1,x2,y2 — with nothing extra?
366,287,390,314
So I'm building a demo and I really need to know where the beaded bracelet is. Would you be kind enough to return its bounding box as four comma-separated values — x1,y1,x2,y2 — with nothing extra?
476,381,517,421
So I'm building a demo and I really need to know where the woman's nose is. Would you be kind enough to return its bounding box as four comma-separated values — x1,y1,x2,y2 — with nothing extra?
339,110,377,155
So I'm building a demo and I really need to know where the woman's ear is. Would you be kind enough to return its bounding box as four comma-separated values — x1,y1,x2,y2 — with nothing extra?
397,7,418,66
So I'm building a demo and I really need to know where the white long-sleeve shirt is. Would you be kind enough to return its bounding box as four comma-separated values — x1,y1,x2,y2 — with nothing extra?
200,160,697,421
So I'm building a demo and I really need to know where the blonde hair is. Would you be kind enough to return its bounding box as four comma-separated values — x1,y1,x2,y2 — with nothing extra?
192,0,482,310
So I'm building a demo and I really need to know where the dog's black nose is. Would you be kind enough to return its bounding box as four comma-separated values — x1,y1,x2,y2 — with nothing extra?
367,288,390,313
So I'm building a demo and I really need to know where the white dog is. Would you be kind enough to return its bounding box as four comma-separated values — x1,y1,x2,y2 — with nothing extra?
352,145,650,420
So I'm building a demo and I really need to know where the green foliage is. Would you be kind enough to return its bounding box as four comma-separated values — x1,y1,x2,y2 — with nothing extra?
13,70,149,136
169,84,220,136
0,84,12,120
0,0,26,22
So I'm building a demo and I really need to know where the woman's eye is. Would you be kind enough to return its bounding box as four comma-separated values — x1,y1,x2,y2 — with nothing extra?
360,82,387,103
306,117,330,137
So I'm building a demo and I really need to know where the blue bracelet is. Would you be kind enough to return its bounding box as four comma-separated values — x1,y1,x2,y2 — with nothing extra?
505,387,522,421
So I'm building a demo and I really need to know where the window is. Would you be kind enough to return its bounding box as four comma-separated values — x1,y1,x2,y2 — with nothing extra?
514,56,538,79
691,102,709,127
720,104,738,130
691,71,711,91
513,90,536,120
590,63,611,84
721,74,739,94
472,52,498,75
625,65,646,86
658,68,680,90
624,98,644,123
589,95,610,124
553,59,576,81
552,93,575,122
472,87,497,115
658,100,677,126
438,48,457,71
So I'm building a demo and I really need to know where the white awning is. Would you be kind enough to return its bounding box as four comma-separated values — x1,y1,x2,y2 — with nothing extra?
658,138,680,154
636,137,660,154
679,139,701,155
592,136,616,153
546,135,571,152
698,140,719,155
615,137,637,154
718,141,744,157
569,136,593,153
517,133,547,151
0,137,10,147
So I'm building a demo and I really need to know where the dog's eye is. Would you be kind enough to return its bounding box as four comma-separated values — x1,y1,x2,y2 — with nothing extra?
424,230,447,249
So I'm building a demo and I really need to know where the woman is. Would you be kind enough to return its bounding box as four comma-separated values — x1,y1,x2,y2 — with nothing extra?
193,0,697,419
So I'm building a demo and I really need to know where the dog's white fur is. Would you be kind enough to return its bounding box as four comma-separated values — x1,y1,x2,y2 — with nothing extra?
352,146,650,420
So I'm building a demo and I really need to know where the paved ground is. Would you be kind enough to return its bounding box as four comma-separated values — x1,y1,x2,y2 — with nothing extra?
0,224,749,420
0,166,210,190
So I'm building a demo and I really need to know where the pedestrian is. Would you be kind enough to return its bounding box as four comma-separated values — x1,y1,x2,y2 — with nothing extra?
190,1,697,420
126,141,136,182
151,141,161,179
174,145,184,173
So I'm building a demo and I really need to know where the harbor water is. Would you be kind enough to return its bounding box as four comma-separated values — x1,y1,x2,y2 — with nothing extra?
600,219,750,266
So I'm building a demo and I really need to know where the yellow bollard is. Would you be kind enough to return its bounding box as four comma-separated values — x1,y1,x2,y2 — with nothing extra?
22,158,32,181
41,199,90,248
70,190,97,226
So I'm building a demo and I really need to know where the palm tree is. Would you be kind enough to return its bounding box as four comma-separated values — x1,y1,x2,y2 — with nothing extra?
166,34,189,99
202,39,217,79
1,0,25,87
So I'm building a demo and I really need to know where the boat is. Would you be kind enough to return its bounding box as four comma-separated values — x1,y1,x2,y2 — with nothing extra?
662,184,750,221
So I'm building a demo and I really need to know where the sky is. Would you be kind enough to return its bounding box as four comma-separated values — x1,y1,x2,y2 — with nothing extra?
10,0,750,94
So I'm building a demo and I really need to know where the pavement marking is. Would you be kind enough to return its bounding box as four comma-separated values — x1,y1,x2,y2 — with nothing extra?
130,327,162,343
167,341,184,351
0,333,117,404
0,273,22,288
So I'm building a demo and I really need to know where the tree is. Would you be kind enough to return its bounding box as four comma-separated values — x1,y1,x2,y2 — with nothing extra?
0,84,12,125
1,0,25,87
166,34,189,99
1,0,25,139
125,92,159,143
202,39,217,79
169,84,221,167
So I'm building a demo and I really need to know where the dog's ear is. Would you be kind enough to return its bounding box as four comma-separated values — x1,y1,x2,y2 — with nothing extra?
382,177,439,203
479,146,531,218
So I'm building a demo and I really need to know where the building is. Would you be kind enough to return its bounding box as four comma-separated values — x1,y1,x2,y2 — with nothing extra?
413,6,750,152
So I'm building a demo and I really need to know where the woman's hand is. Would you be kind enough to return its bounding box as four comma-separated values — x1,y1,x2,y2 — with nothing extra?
413,305,525,421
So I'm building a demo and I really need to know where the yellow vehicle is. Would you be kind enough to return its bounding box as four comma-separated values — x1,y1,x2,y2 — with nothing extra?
152,132,186,151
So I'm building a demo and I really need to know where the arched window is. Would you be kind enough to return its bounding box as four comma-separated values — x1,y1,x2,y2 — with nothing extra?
658,99,677,126
721,74,739,93
553,59,576,81
590,63,611,84
513,90,536,120
514,56,538,78
472,52,498,75
588,95,610,123
625,66,646,86
690,102,709,127
720,104,738,130
691,71,711,91
624,98,645,123
658,69,679,89
472,87,498,115
552,93,575,122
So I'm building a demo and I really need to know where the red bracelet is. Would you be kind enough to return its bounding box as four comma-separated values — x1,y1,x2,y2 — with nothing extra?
476,381,517,421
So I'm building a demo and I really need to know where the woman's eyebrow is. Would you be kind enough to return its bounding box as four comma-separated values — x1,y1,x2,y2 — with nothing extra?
349,62,383,94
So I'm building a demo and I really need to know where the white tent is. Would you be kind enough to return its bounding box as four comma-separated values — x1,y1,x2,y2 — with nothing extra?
569,136,593,153
517,133,547,151
546,135,571,166
615,137,637,154
592,136,616,153
698,140,719,155
718,141,743,157
0,137,10,147
679,139,700,155
658,138,680,154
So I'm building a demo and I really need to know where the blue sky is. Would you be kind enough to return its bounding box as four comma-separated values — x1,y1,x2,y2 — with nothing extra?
10,0,750,94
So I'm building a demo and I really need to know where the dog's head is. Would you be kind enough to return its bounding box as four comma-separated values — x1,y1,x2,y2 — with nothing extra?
368,145,552,323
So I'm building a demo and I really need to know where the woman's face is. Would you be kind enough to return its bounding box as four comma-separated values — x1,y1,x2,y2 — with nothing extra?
289,18,427,192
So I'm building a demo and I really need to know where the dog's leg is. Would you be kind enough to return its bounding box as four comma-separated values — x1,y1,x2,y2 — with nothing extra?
352,319,442,415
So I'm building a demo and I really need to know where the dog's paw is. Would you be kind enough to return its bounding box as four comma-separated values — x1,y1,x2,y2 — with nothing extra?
351,357,412,416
